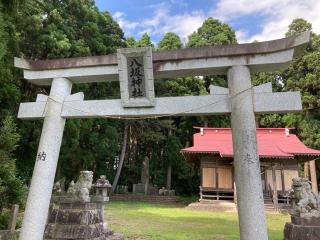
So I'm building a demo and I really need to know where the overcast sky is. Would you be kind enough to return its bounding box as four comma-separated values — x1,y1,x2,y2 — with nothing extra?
96,0,320,44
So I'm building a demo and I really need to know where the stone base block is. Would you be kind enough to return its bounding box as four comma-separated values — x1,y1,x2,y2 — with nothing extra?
106,233,124,240
45,196,123,240
291,216,320,226
284,222,320,240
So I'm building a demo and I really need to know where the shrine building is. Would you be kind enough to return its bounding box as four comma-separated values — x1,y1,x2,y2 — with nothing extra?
182,127,320,208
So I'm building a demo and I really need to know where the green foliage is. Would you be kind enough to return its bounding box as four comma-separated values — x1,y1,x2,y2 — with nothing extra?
282,21,318,144
163,136,182,167
286,18,312,37
157,32,182,50
125,36,136,48
16,0,125,59
186,18,237,92
155,76,207,97
186,17,237,48
0,117,24,211
135,33,154,47
0,210,10,230
0,3,7,60
0,207,22,231
0,3,20,117
0,116,20,159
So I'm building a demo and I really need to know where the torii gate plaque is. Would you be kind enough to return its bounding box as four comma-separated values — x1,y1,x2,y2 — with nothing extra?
15,32,310,240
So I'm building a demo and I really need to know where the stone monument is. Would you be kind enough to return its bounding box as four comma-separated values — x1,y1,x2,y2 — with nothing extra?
44,172,123,240
93,175,112,202
284,177,320,240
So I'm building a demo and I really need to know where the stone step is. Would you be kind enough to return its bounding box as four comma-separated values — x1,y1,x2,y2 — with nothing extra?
110,194,178,203
187,200,279,213
187,200,237,212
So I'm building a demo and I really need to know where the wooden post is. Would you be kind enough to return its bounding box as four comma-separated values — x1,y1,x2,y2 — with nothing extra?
281,168,285,195
234,182,237,205
272,166,278,211
304,162,309,178
309,160,318,194
8,204,19,233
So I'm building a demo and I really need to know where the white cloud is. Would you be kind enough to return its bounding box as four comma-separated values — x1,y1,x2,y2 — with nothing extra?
139,6,205,42
111,0,320,45
112,11,139,36
113,12,124,19
112,3,205,43
212,0,320,43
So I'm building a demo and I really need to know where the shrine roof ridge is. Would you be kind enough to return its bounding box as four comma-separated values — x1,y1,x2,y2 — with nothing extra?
14,31,310,71
193,127,296,135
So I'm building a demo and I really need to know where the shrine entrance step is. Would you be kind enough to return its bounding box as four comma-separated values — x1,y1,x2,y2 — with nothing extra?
187,200,237,212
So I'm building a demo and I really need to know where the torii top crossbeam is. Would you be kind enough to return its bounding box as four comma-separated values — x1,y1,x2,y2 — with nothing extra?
15,31,309,85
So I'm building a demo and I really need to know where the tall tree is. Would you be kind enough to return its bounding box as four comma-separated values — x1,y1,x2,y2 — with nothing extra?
186,17,237,91
158,32,182,50
125,36,136,48
186,17,237,48
186,17,237,127
0,2,24,219
16,0,125,59
286,18,312,37
112,121,128,192
283,19,320,189
135,33,154,48
0,117,24,212
12,0,126,183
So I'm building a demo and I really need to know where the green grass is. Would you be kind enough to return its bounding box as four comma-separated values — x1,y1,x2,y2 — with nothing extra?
105,201,289,240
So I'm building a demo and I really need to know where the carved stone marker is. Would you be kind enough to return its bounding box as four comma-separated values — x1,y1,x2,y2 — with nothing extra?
8,204,19,233
284,177,320,240
117,47,155,107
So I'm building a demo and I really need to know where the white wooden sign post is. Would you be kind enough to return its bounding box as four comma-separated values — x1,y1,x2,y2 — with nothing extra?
15,32,310,240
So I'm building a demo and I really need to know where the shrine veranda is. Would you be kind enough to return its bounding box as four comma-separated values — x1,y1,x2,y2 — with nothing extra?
15,32,310,240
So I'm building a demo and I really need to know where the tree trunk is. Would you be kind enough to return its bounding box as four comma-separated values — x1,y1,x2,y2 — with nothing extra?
166,165,172,190
112,121,129,193
141,155,150,185
204,119,208,127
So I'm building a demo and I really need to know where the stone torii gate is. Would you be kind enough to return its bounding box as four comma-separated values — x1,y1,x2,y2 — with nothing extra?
15,32,310,240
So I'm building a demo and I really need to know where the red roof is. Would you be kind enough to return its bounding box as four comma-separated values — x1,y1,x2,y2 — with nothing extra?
181,128,320,159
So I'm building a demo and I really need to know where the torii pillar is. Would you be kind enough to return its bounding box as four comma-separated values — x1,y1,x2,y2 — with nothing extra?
228,65,268,238
20,78,72,239
14,32,310,240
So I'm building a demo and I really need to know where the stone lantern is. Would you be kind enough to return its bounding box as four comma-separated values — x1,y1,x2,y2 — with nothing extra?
93,175,112,202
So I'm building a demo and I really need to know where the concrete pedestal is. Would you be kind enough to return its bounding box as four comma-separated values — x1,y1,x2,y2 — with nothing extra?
284,216,320,240
44,196,123,240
